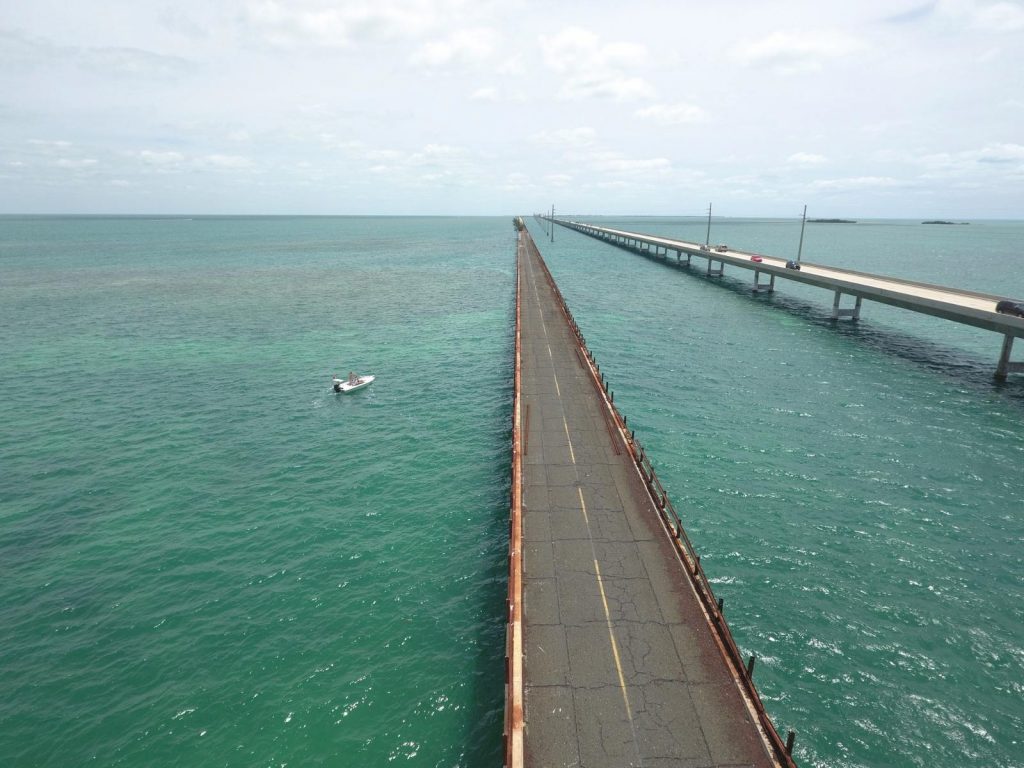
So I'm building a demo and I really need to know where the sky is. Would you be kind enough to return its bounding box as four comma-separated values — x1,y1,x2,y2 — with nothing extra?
1,0,1022,217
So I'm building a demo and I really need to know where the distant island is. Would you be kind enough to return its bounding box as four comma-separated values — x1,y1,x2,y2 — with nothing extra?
922,220,969,225
809,218,856,224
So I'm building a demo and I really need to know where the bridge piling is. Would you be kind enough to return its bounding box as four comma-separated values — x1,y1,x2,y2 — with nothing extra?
753,270,776,293
831,291,862,321
996,334,1024,380
546,215,1024,379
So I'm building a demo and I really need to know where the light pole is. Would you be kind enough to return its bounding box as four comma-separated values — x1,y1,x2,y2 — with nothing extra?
796,204,807,263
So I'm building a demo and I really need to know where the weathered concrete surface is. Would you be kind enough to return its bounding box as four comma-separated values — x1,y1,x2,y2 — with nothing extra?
519,234,778,768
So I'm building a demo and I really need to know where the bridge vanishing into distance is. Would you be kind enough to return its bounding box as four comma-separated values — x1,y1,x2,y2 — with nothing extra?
546,217,1024,380
503,219,798,768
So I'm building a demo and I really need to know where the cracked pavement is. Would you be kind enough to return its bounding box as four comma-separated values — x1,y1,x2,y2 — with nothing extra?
519,236,776,768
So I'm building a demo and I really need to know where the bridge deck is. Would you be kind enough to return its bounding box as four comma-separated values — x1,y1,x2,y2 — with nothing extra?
563,221,1024,338
515,230,783,767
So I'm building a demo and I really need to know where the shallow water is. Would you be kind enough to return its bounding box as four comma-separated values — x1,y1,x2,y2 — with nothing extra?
1,214,1022,767
532,215,1024,768
1,216,513,766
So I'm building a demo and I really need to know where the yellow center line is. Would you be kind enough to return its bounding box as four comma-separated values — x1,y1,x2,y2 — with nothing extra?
595,559,634,720
527,242,641,760
562,417,576,464
577,487,635,725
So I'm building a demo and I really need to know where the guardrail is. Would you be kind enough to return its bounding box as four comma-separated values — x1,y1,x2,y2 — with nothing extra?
503,224,525,768
521,223,798,767
552,217,1024,379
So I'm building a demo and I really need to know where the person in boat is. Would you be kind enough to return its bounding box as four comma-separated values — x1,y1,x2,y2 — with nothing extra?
348,371,360,385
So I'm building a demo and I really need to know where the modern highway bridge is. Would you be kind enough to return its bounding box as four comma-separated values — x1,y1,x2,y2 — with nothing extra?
548,218,1024,380
504,220,797,768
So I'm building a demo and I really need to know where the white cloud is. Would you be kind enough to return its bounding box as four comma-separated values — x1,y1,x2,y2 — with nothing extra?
590,151,671,175
501,172,532,191
975,142,1024,161
918,143,1024,176
126,150,252,172
200,154,254,169
329,140,481,187
242,0,458,47
967,1,1024,31
541,27,647,71
634,102,707,125
470,86,499,101
136,150,185,166
531,127,598,147
3,1,1022,215
365,148,404,163
415,143,465,160
29,139,73,150
736,30,865,73
496,55,525,76
543,173,573,187
0,30,192,79
55,158,98,169
79,46,193,78
595,180,633,190
788,152,828,166
812,176,904,190
410,27,496,67
540,27,655,101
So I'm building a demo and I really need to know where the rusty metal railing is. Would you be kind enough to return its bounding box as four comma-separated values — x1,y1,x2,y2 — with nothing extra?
503,225,525,768
520,226,798,767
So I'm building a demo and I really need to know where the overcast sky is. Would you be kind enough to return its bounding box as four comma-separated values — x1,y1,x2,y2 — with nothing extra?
2,0,1022,217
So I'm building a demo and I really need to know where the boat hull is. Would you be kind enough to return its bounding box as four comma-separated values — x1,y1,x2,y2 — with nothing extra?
333,375,375,393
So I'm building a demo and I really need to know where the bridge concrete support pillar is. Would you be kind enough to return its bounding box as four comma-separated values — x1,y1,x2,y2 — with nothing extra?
831,291,862,320
995,334,1024,380
753,270,775,293
707,259,723,277
675,250,691,267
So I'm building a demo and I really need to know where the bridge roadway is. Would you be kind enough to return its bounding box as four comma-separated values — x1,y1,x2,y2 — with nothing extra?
506,226,793,768
553,219,1024,379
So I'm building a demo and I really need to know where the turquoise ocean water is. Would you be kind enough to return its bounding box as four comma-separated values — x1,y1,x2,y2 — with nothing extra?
2,215,1022,767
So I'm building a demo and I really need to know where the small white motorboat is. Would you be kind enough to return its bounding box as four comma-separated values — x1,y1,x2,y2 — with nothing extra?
333,372,375,394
